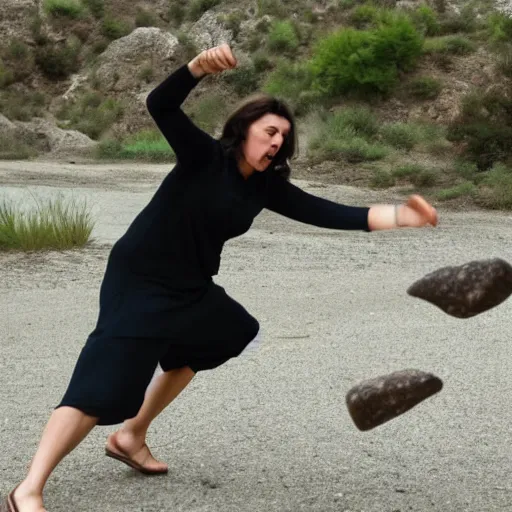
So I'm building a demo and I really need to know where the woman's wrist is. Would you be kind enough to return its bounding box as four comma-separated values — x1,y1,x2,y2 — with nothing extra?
187,60,206,79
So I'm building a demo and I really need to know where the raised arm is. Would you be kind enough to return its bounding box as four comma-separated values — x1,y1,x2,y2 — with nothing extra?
266,175,438,231
145,44,237,168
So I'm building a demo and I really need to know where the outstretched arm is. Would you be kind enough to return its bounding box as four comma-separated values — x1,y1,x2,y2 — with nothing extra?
145,44,237,168
266,176,437,231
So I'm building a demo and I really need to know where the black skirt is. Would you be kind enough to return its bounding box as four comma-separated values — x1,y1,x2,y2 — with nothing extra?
57,275,259,426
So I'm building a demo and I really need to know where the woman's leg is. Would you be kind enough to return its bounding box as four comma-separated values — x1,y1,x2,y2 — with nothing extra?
12,407,98,512
106,366,195,472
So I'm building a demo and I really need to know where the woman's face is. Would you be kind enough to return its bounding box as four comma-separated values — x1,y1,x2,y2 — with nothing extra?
239,113,291,176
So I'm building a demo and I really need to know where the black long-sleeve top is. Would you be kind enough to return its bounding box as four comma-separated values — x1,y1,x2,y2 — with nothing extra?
110,64,370,290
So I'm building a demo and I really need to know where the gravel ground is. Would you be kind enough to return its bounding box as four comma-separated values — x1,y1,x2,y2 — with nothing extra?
1,160,512,512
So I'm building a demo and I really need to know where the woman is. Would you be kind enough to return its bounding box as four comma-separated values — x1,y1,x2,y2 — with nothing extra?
4,44,437,512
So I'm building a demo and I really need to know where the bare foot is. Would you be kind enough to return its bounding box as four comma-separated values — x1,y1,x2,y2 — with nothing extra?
12,484,47,512
105,430,168,474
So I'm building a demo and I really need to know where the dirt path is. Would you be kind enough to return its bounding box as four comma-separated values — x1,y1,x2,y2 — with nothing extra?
1,160,512,512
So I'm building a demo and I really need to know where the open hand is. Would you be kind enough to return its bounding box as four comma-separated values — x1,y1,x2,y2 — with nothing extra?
188,44,237,78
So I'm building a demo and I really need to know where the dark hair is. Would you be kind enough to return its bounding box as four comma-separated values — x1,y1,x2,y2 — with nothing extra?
219,93,297,180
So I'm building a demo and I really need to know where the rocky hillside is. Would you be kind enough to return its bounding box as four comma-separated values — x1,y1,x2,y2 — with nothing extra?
1,0,512,207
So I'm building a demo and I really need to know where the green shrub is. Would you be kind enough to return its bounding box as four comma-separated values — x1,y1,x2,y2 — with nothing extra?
263,60,316,113
169,0,186,26
135,8,157,27
380,122,421,150
189,93,227,133
35,38,82,79
82,0,104,18
407,76,443,99
0,133,38,160
43,0,85,18
188,0,221,21
496,44,512,77
310,15,423,97
349,4,380,28
0,90,46,121
437,181,476,200
370,169,395,188
410,168,438,186
218,11,244,40
411,4,440,36
0,61,14,88
177,32,198,60
447,90,512,170
0,195,94,251
423,35,476,55
476,163,512,209
223,65,260,96
3,39,35,82
391,163,424,178
57,93,123,139
257,0,288,17
486,12,512,43
252,52,273,73
97,129,175,162
438,6,479,34
308,110,389,163
268,20,300,54
101,17,132,40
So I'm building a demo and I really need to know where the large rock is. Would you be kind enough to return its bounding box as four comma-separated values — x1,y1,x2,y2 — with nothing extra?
0,0,37,44
95,27,179,91
189,11,234,52
13,118,97,156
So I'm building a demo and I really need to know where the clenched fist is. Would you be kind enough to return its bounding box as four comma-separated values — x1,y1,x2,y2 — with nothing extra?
188,44,237,79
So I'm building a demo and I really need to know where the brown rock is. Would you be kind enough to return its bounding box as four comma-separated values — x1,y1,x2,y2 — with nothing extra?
346,370,443,431
407,258,512,318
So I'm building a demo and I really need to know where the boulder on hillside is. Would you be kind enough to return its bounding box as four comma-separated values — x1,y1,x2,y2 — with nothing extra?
189,11,234,52
13,118,97,156
0,0,37,44
95,27,179,92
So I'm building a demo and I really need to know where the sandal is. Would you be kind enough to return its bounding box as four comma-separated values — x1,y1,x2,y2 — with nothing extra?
105,436,168,476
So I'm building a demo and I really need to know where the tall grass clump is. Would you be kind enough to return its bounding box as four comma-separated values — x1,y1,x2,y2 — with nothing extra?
97,129,175,162
307,108,389,162
309,12,423,97
476,163,512,209
0,195,94,251
437,181,476,201
423,35,476,55
43,0,85,18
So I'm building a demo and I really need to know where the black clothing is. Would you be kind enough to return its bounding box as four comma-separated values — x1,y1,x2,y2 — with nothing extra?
57,64,370,425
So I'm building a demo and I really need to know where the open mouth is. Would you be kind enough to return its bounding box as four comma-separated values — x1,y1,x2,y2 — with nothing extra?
265,153,275,161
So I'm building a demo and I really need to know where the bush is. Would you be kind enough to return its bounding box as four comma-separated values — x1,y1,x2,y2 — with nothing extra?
169,0,186,26
447,90,512,170
370,169,395,188
268,20,300,54
438,6,479,34
309,14,423,97
35,38,81,79
476,163,512,209
188,0,221,21
188,93,227,133
0,195,94,251
0,90,46,121
486,12,512,43
380,122,421,150
135,8,157,27
308,109,389,163
3,39,35,82
0,133,38,160
223,65,260,96
263,60,316,112
423,35,476,55
57,93,124,139
0,61,14,88
437,181,476,201
43,0,85,18
101,17,131,40
407,76,443,99
82,0,104,18
97,130,175,162
411,4,440,36
349,4,380,28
